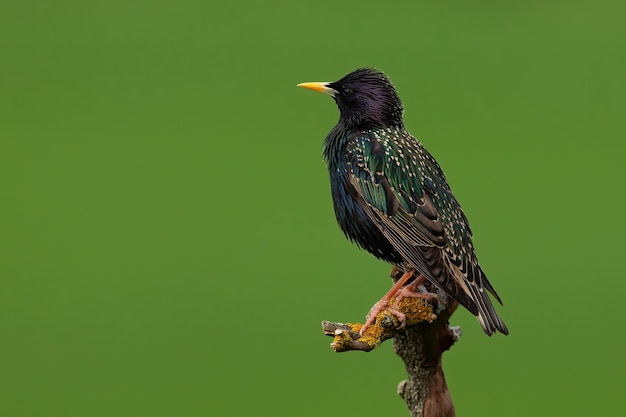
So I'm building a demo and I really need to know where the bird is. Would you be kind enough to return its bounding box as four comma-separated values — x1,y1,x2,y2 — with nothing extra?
298,68,508,336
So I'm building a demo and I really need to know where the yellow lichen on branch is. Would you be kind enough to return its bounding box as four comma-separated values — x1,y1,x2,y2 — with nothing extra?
395,296,437,325
324,297,437,352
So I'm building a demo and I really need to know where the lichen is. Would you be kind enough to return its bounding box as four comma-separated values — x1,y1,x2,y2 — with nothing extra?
396,297,437,325
331,328,354,351
357,297,436,350
348,322,362,333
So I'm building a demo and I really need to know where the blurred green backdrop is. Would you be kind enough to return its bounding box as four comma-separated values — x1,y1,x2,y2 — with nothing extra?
1,1,625,416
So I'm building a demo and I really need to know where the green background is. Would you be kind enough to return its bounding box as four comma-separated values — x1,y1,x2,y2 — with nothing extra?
2,1,624,416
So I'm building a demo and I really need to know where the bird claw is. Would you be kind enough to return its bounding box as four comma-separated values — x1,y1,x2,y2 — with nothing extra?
360,288,440,336
361,300,386,334
394,281,441,307
386,307,408,330
360,303,408,335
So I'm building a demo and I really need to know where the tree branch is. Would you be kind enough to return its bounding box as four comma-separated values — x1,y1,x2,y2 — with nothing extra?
322,268,462,417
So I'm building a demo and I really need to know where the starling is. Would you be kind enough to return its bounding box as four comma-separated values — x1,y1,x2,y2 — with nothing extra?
298,68,508,336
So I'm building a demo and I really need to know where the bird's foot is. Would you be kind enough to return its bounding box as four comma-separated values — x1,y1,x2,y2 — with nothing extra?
360,276,440,336
359,269,417,336
393,280,442,307
361,301,408,335
387,307,408,330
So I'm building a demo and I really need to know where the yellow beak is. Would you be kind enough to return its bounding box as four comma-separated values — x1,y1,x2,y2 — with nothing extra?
297,82,337,97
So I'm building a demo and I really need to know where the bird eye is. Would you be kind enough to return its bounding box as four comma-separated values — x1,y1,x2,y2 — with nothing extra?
341,86,352,96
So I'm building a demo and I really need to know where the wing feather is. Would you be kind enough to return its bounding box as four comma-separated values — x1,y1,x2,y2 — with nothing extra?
345,130,507,335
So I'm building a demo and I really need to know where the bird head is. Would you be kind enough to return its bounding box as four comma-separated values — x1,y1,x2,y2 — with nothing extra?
298,68,404,130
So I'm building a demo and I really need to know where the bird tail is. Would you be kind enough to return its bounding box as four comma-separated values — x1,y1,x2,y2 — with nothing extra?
469,282,509,336
400,245,508,335
466,266,508,336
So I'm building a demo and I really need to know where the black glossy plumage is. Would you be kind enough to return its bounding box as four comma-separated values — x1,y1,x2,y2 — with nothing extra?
302,68,508,336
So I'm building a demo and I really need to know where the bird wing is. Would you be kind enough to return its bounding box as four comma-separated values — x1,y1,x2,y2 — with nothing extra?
345,130,506,334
